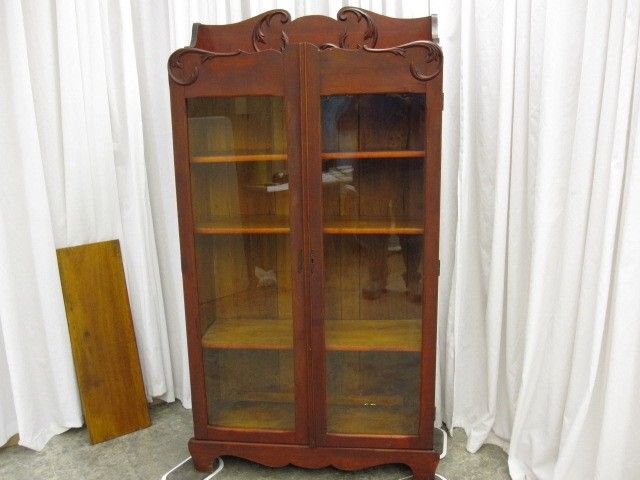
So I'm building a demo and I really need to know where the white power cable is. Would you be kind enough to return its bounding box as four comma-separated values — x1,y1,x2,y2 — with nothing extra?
397,427,449,480
160,456,224,480
160,456,190,479
438,426,448,459
398,474,447,480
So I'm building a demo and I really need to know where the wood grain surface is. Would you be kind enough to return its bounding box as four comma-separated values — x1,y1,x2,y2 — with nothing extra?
191,153,287,163
201,318,421,351
57,240,150,444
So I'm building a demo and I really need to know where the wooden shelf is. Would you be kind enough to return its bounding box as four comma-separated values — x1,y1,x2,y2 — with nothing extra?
202,318,293,350
201,318,420,352
191,153,287,164
324,217,423,235
327,403,418,435
194,216,422,235
209,399,417,435
194,215,290,234
209,400,294,430
321,150,424,160
326,319,421,352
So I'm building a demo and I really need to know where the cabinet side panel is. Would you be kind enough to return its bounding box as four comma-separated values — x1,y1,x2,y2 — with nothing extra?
419,77,443,449
170,81,209,437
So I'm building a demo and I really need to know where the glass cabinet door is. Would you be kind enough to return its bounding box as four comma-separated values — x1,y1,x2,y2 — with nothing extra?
187,96,295,431
320,93,425,436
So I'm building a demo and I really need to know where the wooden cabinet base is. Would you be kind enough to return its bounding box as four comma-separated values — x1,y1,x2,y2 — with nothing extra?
189,438,440,480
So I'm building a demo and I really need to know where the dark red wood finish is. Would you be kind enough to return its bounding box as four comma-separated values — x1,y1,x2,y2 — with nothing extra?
168,8,443,480
189,9,432,52
310,42,443,453
170,43,309,447
190,439,438,479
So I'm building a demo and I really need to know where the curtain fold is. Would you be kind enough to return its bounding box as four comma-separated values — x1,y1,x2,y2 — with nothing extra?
439,0,640,478
0,0,188,449
0,0,84,450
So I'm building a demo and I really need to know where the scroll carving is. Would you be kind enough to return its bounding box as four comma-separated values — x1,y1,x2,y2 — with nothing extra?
363,41,443,81
336,7,379,48
320,40,442,81
168,48,242,86
168,10,441,86
252,10,291,52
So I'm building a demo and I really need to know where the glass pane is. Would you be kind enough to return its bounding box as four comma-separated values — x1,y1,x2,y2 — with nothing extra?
321,94,425,436
188,96,294,431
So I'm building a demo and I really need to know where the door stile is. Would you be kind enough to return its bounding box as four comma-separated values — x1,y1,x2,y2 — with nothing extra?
284,45,311,446
297,43,327,448
169,82,209,439
418,76,443,450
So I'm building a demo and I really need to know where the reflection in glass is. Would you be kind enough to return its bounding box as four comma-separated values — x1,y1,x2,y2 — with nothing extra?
322,93,425,435
322,94,425,153
188,96,294,430
204,349,294,430
326,352,420,435
189,96,286,156
359,234,423,302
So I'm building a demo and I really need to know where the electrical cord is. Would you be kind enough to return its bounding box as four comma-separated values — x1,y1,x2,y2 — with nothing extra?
438,426,448,459
396,427,449,480
160,456,224,480
397,473,447,480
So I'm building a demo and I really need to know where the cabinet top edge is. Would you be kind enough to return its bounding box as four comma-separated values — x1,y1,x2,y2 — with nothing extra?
187,8,433,53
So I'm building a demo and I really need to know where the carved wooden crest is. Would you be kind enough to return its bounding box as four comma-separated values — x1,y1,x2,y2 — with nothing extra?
251,9,291,52
168,8,443,85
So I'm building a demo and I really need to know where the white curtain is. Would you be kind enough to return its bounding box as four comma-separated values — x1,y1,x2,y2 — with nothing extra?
0,0,191,451
2,1,640,478
438,0,640,478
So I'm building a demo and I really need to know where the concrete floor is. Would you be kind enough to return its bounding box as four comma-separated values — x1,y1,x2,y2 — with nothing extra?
0,403,510,480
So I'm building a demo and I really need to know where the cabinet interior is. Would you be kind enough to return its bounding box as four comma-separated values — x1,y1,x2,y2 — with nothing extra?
188,92,427,435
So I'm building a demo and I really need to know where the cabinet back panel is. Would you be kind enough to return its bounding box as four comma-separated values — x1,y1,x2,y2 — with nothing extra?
204,349,295,430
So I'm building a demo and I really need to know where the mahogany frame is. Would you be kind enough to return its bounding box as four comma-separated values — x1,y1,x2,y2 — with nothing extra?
169,8,443,480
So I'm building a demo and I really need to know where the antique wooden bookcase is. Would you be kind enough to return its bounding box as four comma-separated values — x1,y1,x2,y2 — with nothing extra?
168,8,443,480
